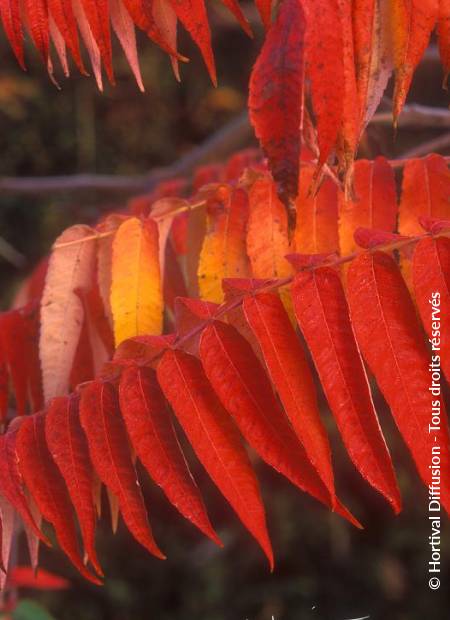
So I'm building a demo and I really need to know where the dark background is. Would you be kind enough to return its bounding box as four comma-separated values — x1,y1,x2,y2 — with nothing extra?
0,8,449,620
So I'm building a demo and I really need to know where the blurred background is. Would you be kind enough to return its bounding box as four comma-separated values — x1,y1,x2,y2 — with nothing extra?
0,7,449,620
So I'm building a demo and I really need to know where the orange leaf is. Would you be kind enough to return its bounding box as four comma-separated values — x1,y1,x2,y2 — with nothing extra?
198,188,251,303
294,166,339,255
111,217,163,346
389,0,438,124
399,154,450,237
339,157,397,256
247,178,291,280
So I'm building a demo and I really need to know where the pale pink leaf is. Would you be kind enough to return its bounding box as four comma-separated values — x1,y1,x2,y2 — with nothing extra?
39,224,97,402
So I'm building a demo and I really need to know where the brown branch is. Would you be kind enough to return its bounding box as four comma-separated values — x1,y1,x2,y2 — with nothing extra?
372,103,450,129
0,112,253,198
1,101,450,198
398,132,450,159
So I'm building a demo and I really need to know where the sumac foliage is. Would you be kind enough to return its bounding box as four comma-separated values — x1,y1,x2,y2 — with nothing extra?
0,0,449,592
0,150,449,582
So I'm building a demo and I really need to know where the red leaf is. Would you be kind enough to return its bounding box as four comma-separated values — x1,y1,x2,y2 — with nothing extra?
22,0,49,61
168,0,216,85
225,148,262,182
0,310,29,416
0,496,15,582
119,365,221,545
171,212,189,256
72,0,103,89
23,494,42,573
419,216,450,235
69,317,95,390
48,0,86,74
121,0,181,57
413,236,450,384
248,0,306,205
302,0,344,166
157,349,273,567
26,256,49,303
0,352,8,424
241,290,335,502
77,285,114,371
20,303,43,413
163,240,188,314
199,318,360,526
193,163,224,191
80,0,114,82
79,380,165,559
347,251,450,515
219,0,252,37
335,0,359,175
16,413,101,584
352,0,393,132
254,0,271,30
353,228,408,251
10,566,70,590
45,394,102,576
0,0,24,68
0,428,47,544
292,266,401,513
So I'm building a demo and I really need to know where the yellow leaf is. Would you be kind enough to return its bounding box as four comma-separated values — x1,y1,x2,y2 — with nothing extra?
198,188,250,303
111,217,163,346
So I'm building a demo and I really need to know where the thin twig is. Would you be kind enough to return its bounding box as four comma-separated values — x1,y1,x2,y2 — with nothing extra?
52,199,208,249
372,103,450,128
0,237,26,268
398,132,450,159
1,101,450,198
